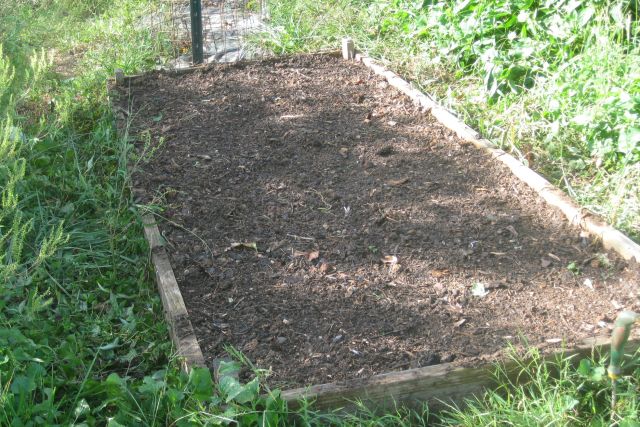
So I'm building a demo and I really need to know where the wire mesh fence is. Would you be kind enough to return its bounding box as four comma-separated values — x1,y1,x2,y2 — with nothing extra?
150,0,270,68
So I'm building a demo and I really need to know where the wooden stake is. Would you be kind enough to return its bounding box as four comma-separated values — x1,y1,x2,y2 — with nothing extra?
342,38,355,60
115,68,124,87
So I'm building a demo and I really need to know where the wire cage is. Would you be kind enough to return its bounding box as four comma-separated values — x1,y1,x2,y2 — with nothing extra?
155,0,270,68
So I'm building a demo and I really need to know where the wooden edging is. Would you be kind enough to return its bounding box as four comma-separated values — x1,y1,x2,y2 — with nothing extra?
347,44,640,263
141,214,207,371
114,44,640,413
281,336,640,411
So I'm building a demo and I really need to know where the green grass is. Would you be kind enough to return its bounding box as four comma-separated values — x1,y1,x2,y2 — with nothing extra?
440,348,640,426
258,0,640,242
1,0,639,424
0,0,257,424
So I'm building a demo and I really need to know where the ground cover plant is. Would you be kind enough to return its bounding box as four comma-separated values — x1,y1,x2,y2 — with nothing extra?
1,0,639,424
259,0,640,242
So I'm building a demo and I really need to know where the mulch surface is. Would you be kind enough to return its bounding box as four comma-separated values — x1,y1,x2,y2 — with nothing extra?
115,54,640,389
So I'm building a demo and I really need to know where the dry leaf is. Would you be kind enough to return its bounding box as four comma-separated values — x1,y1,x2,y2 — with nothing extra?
293,250,320,261
243,338,258,352
548,252,561,261
430,269,450,278
380,255,398,264
541,258,552,267
319,262,332,273
227,242,258,251
453,318,466,328
386,177,410,187
307,250,320,262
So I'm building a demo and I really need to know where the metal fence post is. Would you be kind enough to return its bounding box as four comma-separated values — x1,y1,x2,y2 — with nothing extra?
190,0,204,65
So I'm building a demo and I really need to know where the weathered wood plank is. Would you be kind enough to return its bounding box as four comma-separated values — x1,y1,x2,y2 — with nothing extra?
282,336,640,411
142,214,165,250
143,214,206,371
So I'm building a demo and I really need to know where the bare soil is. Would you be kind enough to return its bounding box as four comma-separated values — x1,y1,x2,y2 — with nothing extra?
115,54,640,389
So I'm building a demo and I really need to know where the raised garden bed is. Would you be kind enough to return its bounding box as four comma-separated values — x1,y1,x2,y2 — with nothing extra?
111,52,640,409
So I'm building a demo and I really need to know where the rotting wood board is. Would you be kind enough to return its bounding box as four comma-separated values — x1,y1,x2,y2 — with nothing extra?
280,335,640,411
142,214,206,371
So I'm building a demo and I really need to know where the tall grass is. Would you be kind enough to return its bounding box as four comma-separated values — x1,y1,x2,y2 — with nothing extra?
259,0,640,241
0,1,197,423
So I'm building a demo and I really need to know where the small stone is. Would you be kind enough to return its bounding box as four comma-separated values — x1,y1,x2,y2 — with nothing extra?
332,335,343,343
276,336,287,345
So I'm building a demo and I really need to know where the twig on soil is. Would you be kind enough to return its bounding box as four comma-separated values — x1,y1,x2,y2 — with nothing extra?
142,208,215,258
286,233,315,241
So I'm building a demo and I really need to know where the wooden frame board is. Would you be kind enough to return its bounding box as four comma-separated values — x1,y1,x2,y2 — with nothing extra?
111,46,640,411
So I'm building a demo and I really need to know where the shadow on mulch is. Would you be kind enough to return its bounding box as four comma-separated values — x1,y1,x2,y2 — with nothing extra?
114,54,640,389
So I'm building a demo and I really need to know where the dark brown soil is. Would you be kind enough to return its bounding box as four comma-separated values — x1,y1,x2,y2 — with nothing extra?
116,54,640,389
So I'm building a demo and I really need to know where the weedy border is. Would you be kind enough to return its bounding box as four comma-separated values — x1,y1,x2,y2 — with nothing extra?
110,44,640,410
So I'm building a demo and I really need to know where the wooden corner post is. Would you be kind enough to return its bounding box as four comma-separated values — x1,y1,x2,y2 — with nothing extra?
342,37,355,60
115,69,124,87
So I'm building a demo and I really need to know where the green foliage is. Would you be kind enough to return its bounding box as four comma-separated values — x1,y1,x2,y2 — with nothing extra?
441,349,640,426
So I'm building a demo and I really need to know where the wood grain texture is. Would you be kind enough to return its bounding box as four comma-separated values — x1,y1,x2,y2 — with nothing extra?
143,214,206,371
282,336,640,411
356,53,640,263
